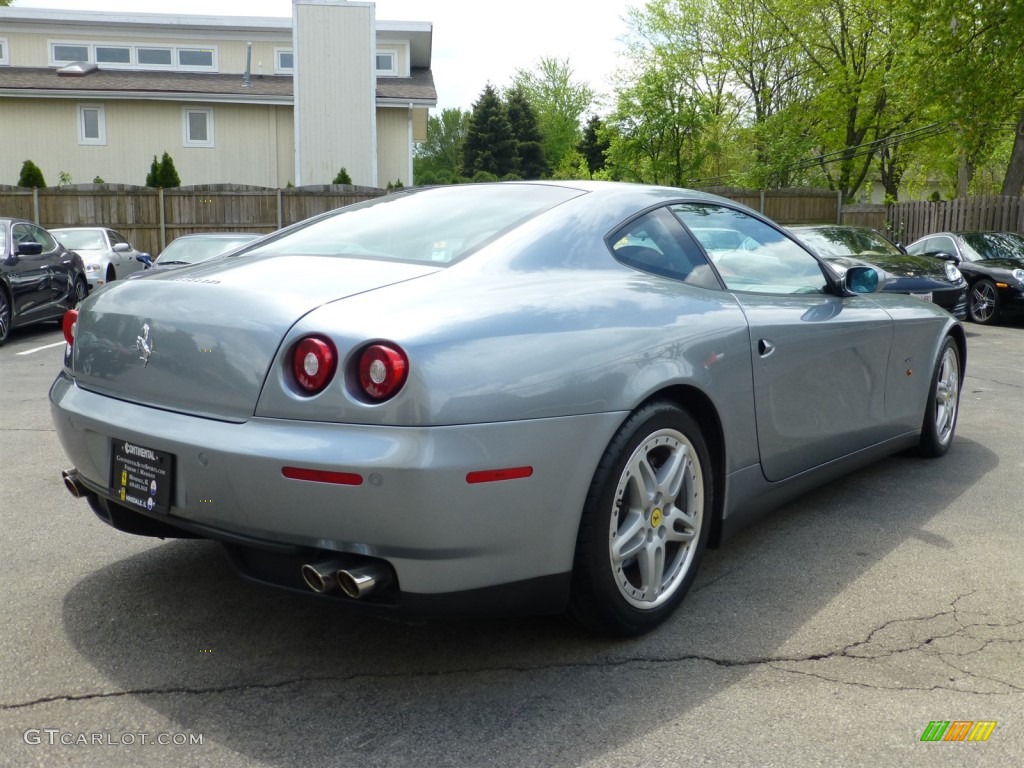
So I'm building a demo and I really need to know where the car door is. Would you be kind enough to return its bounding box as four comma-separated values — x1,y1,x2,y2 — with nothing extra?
672,203,895,482
108,229,145,277
8,222,56,321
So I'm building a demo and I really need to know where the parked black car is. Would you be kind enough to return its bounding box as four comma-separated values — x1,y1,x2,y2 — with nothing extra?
1,217,89,346
790,225,968,318
906,231,1024,324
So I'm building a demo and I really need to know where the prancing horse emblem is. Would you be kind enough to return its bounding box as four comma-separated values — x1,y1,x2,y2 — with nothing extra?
136,322,153,366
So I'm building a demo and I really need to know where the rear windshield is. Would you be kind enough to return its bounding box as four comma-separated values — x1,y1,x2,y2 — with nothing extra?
959,232,1024,260
243,184,583,265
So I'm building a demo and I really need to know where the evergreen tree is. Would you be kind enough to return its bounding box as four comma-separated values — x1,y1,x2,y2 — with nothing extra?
146,152,180,187
158,152,181,187
145,156,160,187
17,160,46,188
578,115,610,178
462,84,518,178
332,167,353,184
505,86,549,179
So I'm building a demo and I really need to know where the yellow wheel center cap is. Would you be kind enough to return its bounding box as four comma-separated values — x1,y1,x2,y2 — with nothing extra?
651,508,663,527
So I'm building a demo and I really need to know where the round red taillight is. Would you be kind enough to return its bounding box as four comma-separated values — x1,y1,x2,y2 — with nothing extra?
292,336,337,395
358,343,408,401
62,309,78,347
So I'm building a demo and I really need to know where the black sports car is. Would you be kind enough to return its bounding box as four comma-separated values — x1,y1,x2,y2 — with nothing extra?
1,217,89,346
790,225,968,319
906,231,1024,324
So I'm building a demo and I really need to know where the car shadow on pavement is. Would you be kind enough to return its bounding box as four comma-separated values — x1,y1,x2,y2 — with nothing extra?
58,436,999,767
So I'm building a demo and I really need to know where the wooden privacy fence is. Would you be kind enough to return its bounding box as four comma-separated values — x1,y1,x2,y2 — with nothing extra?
9,183,1019,256
0,183,385,256
888,196,1024,244
702,186,887,229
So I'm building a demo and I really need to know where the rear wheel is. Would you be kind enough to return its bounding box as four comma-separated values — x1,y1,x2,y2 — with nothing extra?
569,402,712,636
0,288,10,346
968,279,1000,324
916,336,961,458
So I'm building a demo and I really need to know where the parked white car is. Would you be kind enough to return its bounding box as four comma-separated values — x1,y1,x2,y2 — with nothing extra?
50,227,150,289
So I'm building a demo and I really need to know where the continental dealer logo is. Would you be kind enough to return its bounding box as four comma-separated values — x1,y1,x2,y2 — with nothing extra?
920,720,997,742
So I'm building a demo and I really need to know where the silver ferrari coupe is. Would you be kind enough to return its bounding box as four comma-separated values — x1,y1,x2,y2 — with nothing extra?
50,182,965,636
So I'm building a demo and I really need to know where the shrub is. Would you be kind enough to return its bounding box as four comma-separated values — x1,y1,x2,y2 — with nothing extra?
18,160,46,188
93,175,105,184
332,167,353,185
146,152,181,187
470,170,499,183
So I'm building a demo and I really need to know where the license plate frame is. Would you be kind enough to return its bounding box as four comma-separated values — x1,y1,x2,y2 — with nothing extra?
109,438,174,514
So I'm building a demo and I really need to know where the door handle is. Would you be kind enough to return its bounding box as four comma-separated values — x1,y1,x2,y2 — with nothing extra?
758,339,775,357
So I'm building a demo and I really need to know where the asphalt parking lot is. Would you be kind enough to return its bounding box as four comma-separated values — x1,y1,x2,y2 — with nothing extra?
1,317,1021,768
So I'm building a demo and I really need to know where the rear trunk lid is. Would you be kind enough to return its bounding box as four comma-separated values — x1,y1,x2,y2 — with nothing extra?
70,254,439,421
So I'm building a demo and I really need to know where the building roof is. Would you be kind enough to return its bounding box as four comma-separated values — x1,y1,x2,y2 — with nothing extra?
0,67,436,106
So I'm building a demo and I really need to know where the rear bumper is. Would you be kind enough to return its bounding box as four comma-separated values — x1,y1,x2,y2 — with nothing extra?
49,371,622,607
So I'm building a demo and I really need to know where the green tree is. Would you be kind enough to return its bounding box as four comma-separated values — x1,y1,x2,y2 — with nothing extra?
898,0,1024,196
462,84,518,177
17,160,46,188
414,107,470,184
505,86,548,179
332,167,353,185
578,115,610,178
146,152,180,187
510,57,594,172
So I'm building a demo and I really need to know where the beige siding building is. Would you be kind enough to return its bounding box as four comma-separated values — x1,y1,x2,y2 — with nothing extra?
0,1,435,188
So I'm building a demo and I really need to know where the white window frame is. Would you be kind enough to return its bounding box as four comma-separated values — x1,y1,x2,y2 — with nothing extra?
94,44,133,67
50,41,91,65
176,47,217,71
375,51,397,76
47,40,217,72
136,46,175,69
0,38,9,66
275,48,294,73
77,104,106,146
183,107,214,148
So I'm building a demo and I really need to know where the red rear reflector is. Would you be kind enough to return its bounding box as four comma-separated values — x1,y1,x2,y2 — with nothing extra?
62,309,78,347
282,467,363,486
466,467,534,484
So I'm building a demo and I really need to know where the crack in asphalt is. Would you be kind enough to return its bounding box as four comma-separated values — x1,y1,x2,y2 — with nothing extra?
5,595,1021,710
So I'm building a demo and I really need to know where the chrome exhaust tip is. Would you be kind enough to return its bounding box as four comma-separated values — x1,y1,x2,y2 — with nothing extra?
62,469,88,498
337,564,392,599
300,561,345,593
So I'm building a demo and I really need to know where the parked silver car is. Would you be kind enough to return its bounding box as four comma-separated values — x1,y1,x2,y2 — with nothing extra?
50,226,149,289
51,182,965,635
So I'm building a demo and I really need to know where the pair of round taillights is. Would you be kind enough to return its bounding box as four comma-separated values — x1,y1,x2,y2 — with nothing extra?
292,335,408,401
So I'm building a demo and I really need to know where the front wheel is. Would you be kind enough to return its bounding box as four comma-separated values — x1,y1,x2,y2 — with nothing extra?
968,279,1000,324
569,402,712,636
916,336,961,458
0,288,11,346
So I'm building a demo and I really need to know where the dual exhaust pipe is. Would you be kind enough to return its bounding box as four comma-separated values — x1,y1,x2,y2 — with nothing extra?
62,468,93,500
65,467,390,600
301,560,392,599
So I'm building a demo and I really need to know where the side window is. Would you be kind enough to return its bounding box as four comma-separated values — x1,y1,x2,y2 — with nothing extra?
108,230,125,246
930,235,958,258
608,207,720,289
672,203,826,294
28,225,57,251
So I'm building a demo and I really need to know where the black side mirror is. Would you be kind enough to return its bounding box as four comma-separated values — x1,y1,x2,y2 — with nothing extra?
16,241,44,256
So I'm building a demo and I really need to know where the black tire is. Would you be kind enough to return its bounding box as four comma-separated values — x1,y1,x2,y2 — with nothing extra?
916,336,961,458
968,279,1000,324
0,287,11,347
569,402,712,636
73,276,88,307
